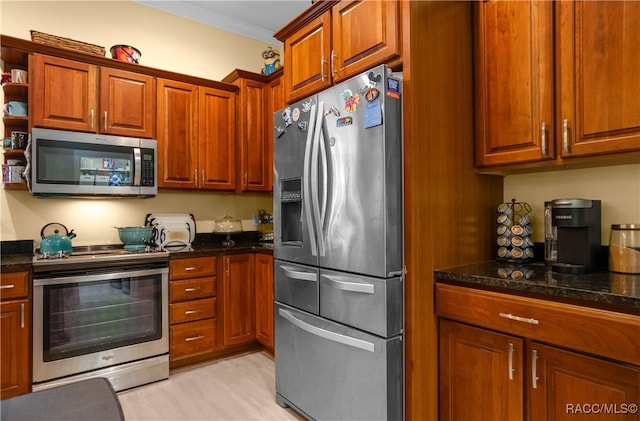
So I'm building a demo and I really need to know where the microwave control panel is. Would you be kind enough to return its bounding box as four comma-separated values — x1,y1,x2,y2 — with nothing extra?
141,149,155,186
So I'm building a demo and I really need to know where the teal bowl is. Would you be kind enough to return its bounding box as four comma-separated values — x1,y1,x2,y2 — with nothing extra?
117,226,153,249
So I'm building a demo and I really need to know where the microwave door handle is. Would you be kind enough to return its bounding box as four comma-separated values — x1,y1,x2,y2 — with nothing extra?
133,147,142,186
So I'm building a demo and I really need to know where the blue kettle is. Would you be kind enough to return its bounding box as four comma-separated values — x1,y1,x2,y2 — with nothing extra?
40,223,76,255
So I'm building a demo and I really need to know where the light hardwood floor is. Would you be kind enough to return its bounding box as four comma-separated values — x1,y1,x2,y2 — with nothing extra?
117,352,304,420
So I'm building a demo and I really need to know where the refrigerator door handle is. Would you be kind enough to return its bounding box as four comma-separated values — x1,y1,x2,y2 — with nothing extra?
303,104,319,257
311,101,326,257
319,129,328,231
279,308,375,352
322,275,375,294
281,266,318,282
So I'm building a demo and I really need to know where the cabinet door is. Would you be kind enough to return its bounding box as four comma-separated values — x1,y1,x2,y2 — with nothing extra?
156,78,199,189
529,342,640,421
284,12,332,102
222,254,256,347
237,78,269,192
557,1,640,158
32,54,98,132
255,254,274,349
1,300,30,398
474,1,554,166
439,320,524,421
99,67,156,138
199,87,236,190
331,0,401,82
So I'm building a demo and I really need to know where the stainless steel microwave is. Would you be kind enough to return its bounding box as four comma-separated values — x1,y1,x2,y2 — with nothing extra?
29,128,157,197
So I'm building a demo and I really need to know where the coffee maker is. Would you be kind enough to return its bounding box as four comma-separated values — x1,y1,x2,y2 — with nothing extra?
549,198,601,274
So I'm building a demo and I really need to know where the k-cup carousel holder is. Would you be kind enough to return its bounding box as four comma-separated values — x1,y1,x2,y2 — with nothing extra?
496,199,534,263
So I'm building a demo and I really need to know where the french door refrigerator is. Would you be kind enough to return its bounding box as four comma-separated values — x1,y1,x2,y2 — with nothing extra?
273,64,403,420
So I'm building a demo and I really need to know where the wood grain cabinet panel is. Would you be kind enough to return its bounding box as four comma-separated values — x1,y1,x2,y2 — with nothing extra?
222,254,256,347
437,283,640,421
439,320,523,421
474,0,554,167
281,0,400,103
157,79,236,191
529,342,640,421
0,270,31,399
99,67,155,138
557,1,640,157
33,54,155,137
32,54,98,132
254,254,274,350
169,257,218,363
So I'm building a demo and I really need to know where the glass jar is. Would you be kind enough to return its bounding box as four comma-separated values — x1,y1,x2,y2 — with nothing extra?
609,224,640,274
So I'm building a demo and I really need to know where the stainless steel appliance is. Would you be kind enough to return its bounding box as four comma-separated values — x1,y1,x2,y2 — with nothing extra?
28,128,157,197
550,198,602,274
273,65,403,420
32,245,169,392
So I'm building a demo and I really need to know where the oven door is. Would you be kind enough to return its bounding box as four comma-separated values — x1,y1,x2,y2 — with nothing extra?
33,266,168,384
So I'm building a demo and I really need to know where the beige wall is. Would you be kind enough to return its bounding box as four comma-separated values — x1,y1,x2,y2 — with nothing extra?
1,0,274,245
504,164,640,245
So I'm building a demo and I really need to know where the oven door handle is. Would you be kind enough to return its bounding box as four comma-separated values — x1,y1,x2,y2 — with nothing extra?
34,267,168,286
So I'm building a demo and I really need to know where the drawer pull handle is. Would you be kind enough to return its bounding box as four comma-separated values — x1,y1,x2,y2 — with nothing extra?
508,342,515,380
499,312,539,325
184,287,201,292
21,303,25,329
185,335,205,342
185,310,202,315
0,284,15,289
185,266,202,272
532,349,539,389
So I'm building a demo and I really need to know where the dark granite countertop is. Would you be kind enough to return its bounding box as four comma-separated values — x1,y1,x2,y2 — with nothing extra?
434,261,640,313
165,232,273,259
1,240,33,272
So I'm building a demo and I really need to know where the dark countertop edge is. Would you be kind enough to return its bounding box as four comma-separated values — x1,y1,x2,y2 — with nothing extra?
168,243,273,259
434,263,640,315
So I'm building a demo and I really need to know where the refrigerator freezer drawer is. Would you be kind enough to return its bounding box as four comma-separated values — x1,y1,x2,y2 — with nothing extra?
320,270,402,338
275,303,403,421
274,260,319,315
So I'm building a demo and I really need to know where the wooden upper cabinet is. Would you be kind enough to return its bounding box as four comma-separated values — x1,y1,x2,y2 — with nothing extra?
331,0,400,82
33,54,98,132
199,86,236,190
285,12,332,102
99,67,155,138
557,1,640,158
156,78,199,189
474,1,554,167
281,0,401,103
266,70,284,191
33,54,155,137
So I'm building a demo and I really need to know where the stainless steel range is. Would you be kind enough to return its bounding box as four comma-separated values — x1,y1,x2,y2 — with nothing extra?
32,245,169,392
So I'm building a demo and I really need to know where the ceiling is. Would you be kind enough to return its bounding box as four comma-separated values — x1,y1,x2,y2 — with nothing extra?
135,1,311,44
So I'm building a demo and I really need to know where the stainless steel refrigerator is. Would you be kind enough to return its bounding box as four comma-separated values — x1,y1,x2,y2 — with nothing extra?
273,64,403,421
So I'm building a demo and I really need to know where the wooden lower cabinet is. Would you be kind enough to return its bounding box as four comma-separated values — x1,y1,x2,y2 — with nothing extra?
0,270,31,399
437,284,640,421
254,254,274,350
530,342,640,421
168,257,218,363
222,254,255,347
439,320,523,421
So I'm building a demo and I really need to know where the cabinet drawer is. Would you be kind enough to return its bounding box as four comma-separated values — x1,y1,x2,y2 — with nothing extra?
170,257,216,279
436,283,640,366
0,271,29,301
170,298,216,324
170,319,217,361
170,277,216,302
